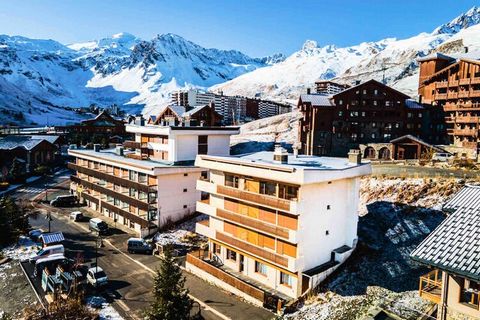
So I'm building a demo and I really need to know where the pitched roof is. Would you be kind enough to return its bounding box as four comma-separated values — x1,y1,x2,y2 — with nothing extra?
417,52,455,62
410,207,480,281
405,99,425,110
0,136,54,151
390,134,447,153
333,79,410,100
443,185,480,212
30,135,61,144
183,105,208,117
299,94,334,106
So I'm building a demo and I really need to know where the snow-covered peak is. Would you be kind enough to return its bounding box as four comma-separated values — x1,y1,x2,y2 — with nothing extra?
301,40,318,52
432,6,480,35
0,34,72,54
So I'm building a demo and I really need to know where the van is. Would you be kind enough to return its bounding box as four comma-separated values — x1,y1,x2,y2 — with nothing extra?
432,152,453,162
89,218,109,235
29,244,64,263
127,238,153,254
50,195,77,207
33,254,67,277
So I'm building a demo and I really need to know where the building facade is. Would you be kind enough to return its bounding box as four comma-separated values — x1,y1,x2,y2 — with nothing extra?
314,80,350,95
186,147,371,307
68,121,238,237
418,53,480,150
411,185,480,320
299,80,430,156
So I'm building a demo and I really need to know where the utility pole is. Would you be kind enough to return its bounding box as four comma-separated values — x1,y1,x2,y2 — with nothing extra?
46,212,52,233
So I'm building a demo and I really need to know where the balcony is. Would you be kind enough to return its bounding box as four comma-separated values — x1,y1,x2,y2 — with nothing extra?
217,185,293,213
444,103,480,111
459,79,471,85
471,90,480,98
462,141,478,149
434,93,447,100
100,200,153,229
452,116,480,124
419,270,442,304
449,80,459,87
458,91,470,98
452,128,478,136
215,231,297,270
123,140,141,149
447,92,458,99
68,163,155,193
195,220,215,238
435,82,448,89
196,179,217,194
471,77,480,84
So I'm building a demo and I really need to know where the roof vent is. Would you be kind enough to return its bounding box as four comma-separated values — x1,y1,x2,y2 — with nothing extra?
93,144,101,152
348,149,361,165
115,144,124,156
306,88,311,94
273,144,288,164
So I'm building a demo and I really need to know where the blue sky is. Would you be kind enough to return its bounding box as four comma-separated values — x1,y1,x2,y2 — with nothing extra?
0,0,477,57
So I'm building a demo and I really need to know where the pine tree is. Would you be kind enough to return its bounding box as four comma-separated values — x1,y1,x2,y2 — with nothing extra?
9,157,23,181
145,246,192,320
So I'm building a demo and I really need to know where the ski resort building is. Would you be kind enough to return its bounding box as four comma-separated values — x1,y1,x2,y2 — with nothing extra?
186,146,371,308
68,119,239,237
314,80,350,95
411,185,480,320
418,52,480,151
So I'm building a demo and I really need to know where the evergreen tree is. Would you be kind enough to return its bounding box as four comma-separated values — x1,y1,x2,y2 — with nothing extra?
0,197,30,246
9,158,23,181
145,246,192,320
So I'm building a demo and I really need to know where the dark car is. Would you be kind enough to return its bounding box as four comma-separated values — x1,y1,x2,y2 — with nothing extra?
127,238,153,254
50,195,77,207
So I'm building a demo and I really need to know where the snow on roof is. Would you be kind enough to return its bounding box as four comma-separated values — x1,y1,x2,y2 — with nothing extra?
405,99,425,110
30,135,61,144
299,94,334,106
183,105,208,117
417,52,455,62
443,185,480,212
168,105,186,117
410,206,480,281
0,135,55,151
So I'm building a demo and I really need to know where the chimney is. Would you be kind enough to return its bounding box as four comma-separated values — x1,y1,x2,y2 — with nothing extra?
273,144,289,164
115,144,124,156
135,115,145,126
93,144,101,152
306,88,311,94
348,149,362,165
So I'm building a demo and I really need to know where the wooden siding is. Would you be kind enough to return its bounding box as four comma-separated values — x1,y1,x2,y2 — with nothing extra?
217,185,291,212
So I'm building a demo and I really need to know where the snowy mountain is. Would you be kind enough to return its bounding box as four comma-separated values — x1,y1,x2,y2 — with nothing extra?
212,6,480,104
0,32,268,125
1,6,480,125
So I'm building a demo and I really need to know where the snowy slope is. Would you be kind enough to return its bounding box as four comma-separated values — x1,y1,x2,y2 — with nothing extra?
213,6,480,102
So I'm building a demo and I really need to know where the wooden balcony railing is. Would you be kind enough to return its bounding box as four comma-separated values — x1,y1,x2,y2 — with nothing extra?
452,128,478,136
70,175,154,211
217,185,291,212
462,141,478,149
68,163,155,193
460,78,471,85
187,250,266,302
419,269,442,304
217,208,290,239
435,82,448,89
471,77,480,84
100,200,152,228
444,103,480,111
216,231,289,268
458,91,470,98
471,90,480,98
447,92,458,99
449,80,459,87
452,116,480,123
435,93,447,100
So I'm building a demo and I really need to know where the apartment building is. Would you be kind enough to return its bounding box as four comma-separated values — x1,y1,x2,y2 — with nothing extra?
186,146,371,308
418,52,480,150
151,103,222,127
411,185,480,320
299,79,431,157
314,80,350,95
68,119,239,237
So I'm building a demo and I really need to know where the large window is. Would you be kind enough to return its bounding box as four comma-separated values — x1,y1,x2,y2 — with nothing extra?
461,279,480,309
138,173,147,184
129,170,138,182
280,272,292,287
255,261,267,276
198,135,208,155
278,184,298,200
226,249,237,262
225,174,239,188
260,181,276,196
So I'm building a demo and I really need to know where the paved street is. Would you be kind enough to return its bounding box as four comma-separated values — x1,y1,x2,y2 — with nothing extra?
24,171,273,320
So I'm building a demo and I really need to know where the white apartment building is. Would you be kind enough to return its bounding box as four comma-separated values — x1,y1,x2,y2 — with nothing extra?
186,147,371,307
68,122,239,237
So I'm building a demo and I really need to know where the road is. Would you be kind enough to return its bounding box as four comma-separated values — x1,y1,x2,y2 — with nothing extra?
23,171,273,320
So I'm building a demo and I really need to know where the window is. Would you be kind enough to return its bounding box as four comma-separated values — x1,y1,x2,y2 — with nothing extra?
327,205,331,210
407,112,413,118
371,133,376,139
372,122,376,128
338,100,343,105
386,101,392,107
213,243,221,255
225,174,239,188
338,111,343,117
129,170,138,182
255,261,267,276
183,173,188,177
260,181,276,196
138,173,147,183
362,89,367,94
326,230,329,235
138,191,147,200
373,100,378,106
280,272,292,287
226,249,237,262
350,111,358,117
183,205,187,209
337,133,342,138
374,89,378,95
198,135,208,155
129,188,137,198
460,279,480,308
278,184,298,200
183,188,187,192
418,113,423,118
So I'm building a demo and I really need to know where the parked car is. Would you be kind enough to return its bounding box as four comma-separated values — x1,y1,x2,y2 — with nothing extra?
29,244,65,263
28,229,43,241
432,152,453,162
33,254,67,277
69,211,84,222
50,195,77,207
89,218,109,235
127,238,153,254
87,267,108,287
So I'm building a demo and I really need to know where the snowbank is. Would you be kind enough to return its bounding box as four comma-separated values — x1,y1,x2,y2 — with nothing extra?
86,296,124,320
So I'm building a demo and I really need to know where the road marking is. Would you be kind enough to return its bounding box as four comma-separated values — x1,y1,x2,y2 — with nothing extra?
37,205,231,320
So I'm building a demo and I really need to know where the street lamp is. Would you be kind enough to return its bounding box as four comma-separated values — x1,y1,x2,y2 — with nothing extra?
45,182,48,202
95,232,104,273
45,212,52,233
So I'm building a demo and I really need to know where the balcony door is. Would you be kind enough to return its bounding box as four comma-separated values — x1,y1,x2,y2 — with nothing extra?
239,254,245,273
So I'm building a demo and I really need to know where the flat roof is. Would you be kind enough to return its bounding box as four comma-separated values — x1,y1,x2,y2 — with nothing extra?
68,148,194,170
217,151,366,171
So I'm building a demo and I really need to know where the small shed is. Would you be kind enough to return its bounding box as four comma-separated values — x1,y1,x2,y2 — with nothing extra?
39,232,65,247
390,135,447,160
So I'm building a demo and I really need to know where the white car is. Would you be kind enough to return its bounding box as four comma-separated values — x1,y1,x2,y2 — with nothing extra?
69,211,84,222
87,267,108,287
432,152,453,162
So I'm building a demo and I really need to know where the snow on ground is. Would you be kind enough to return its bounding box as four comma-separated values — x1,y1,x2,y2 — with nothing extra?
1,236,41,261
284,177,463,320
86,296,124,320
153,214,207,246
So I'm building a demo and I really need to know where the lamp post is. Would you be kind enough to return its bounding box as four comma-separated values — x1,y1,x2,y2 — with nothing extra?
46,212,52,233
45,182,48,202
95,232,103,273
